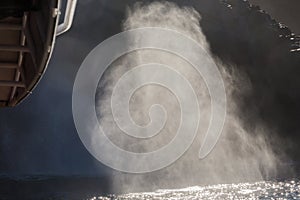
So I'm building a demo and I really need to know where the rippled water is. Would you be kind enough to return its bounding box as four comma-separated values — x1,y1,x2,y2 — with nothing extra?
97,180,300,200
1,176,299,199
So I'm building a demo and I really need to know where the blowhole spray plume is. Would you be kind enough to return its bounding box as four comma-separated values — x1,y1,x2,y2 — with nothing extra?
94,1,285,193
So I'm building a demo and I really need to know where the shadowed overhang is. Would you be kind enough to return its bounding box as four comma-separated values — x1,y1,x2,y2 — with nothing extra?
0,0,60,107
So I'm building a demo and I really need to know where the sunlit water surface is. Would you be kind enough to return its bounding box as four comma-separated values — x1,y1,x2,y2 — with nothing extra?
96,180,300,200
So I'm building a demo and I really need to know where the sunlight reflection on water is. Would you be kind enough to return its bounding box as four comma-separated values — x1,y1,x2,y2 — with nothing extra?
94,180,300,200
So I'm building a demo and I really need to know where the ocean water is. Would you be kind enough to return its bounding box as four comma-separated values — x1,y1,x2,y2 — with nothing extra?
102,180,300,200
0,176,299,199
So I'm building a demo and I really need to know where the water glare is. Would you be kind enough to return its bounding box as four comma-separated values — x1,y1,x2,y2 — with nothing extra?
91,180,300,200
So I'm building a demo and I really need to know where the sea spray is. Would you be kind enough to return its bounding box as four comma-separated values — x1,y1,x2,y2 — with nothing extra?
95,1,279,193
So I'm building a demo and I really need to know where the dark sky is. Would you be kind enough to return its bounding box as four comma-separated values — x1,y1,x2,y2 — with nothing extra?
249,0,300,34
0,0,299,176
